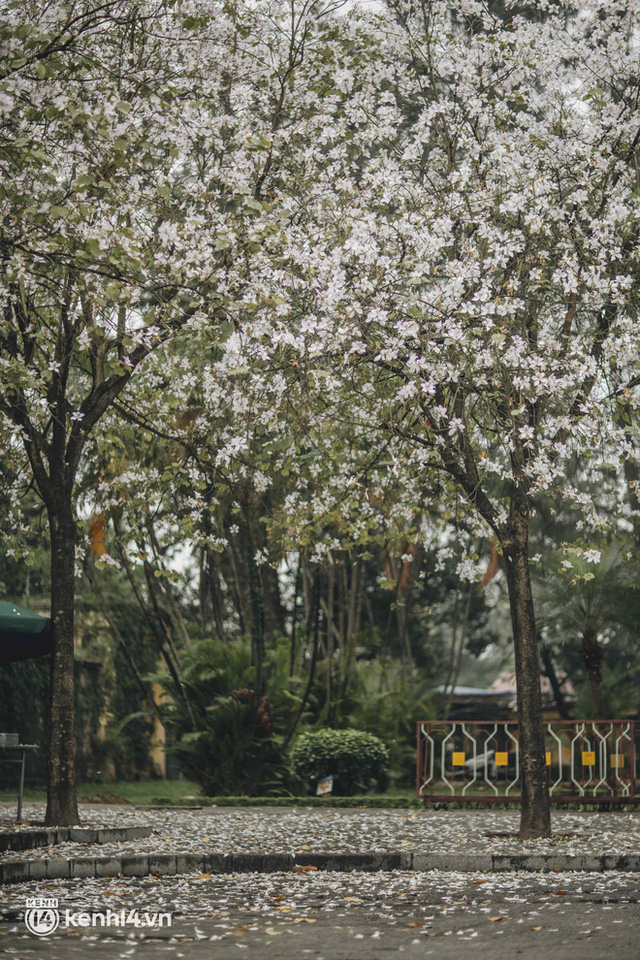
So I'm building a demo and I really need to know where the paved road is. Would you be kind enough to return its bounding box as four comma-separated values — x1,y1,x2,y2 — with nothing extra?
1,870,638,960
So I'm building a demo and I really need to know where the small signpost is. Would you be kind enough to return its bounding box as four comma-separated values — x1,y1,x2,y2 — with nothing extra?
316,775,334,797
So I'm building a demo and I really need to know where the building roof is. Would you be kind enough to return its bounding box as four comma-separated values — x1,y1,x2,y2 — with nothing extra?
434,684,514,699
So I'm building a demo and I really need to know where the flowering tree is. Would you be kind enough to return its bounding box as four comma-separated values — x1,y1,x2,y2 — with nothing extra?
0,0,342,824
234,0,640,836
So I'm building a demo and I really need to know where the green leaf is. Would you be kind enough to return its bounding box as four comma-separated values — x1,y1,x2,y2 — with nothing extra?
181,731,204,743
49,205,70,219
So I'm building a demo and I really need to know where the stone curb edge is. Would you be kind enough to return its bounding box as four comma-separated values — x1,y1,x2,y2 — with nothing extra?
1,850,639,883
0,827,153,854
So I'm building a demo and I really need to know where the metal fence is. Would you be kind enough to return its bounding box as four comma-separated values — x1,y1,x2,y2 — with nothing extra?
416,720,638,804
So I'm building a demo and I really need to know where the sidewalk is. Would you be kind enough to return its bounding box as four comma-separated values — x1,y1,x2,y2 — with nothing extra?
1,803,639,880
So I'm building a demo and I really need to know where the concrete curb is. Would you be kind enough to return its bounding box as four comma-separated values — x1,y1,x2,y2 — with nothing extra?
1,849,639,883
0,827,153,853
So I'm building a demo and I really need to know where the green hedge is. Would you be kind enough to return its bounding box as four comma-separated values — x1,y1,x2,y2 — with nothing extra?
167,795,422,808
290,729,389,796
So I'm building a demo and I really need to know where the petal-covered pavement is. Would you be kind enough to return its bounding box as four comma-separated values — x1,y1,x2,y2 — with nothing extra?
1,803,639,863
1,869,639,959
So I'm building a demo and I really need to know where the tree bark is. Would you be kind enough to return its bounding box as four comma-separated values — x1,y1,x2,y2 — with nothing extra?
45,499,80,826
240,510,266,699
443,585,473,721
580,627,604,719
342,556,362,699
283,569,321,750
289,550,302,677
326,554,334,721
540,643,571,720
261,562,287,639
501,526,551,839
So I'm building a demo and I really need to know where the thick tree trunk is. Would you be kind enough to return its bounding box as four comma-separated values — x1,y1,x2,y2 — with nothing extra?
502,529,551,839
45,500,80,826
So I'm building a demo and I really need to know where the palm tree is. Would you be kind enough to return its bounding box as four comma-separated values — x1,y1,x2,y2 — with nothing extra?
535,541,638,719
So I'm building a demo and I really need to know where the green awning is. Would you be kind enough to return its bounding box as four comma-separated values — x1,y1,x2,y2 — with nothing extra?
0,601,52,665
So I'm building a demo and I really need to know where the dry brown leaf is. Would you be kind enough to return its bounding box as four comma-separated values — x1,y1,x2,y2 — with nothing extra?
489,916,505,922
196,873,211,880
292,865,318,874
234,925,249,936
344,897,362,903
406,922,422,928
265,929,283,936
531,926,542,931
297,844,311,851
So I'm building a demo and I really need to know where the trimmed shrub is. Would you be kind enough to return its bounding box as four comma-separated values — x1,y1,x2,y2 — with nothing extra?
290,729,389,796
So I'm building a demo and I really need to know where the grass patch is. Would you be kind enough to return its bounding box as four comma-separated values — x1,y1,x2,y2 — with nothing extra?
22,780,200,805
21,782,420,808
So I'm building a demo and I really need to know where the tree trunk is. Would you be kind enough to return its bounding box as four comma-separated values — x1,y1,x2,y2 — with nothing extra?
241,511,266,699
502,529,551,839
261,562,287,639
289,550,302,678
341,556,362,699
326,555,334,722
580,628,604,719
283,569,321,750
443,585,473,721
540,643,571,720
45,500,80,826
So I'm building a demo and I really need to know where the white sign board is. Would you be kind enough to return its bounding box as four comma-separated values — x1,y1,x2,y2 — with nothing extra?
316,775,334,796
